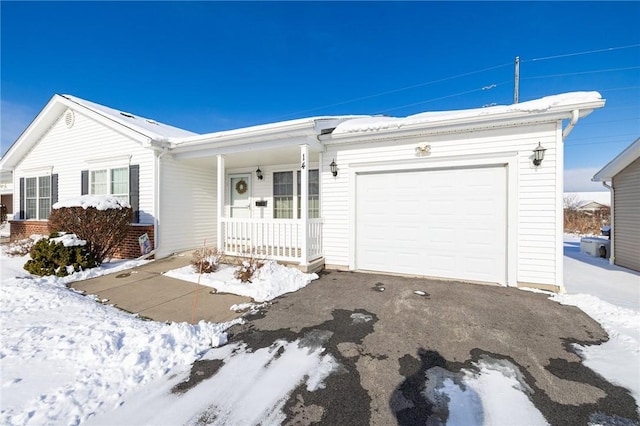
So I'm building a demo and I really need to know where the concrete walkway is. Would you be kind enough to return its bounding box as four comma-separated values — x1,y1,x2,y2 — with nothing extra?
71,254,251,324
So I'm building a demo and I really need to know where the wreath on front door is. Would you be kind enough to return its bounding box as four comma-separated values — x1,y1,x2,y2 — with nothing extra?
235,179,248,194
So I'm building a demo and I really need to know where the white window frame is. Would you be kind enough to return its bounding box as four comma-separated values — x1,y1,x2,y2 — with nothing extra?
24,175,51,220
272,168,319,219
89,166,129,202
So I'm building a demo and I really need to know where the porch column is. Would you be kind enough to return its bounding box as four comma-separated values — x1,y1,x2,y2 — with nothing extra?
300,144,309,265
217,155,225,250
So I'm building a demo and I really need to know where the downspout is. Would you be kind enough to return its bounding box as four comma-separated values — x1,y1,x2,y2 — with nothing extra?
602,180,614,265
154,146,169,257
562,109,580,140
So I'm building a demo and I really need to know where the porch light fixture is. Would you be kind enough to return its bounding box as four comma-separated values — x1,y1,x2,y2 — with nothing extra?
330,159,338,177
532,142,546,167
256,167,263,180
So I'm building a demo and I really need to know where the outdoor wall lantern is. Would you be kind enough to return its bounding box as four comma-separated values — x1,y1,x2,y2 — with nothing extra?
532,142,546,167
330,159,338,177
256,167,263,180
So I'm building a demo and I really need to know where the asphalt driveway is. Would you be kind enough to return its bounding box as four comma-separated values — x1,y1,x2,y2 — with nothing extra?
211,269,639,426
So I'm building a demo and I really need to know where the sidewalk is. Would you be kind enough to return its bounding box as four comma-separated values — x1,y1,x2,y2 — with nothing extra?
71,254,251,324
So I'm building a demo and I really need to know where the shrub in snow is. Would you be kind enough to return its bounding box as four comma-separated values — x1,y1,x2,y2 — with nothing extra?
191,247,224,274
233,253,265,283
5,236,36,257
49,196,132,264
24,233,98,277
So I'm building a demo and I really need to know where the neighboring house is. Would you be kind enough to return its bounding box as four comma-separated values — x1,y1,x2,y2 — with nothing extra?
0,92,605,291
593,137,640,272
577,201,609,215
0,170,13,217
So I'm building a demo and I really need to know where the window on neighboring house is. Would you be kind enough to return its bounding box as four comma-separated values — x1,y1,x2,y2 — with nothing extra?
24,175,52,220
90,167,129,202
273,171,293,219
297,169,320,219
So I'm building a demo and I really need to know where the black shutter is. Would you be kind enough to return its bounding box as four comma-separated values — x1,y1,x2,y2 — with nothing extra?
129,165,140,223
81,170,88,195
19,177,25,219
51,174,59,205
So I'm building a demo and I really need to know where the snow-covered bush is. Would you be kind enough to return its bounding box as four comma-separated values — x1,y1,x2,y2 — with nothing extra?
4,236,36,257
191,247,224,273
233,253,265,283
24,233,97,277
48,196,132,264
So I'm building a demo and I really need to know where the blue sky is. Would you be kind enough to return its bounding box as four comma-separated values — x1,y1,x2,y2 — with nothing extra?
1,1,638,191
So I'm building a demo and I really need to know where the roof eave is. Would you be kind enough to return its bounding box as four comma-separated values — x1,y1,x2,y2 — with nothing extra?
325,101,605,144
592,137,640,182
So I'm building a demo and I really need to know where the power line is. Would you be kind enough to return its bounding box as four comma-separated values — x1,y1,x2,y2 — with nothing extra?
566,139,637,147
524,44,640,62
566,133,639,143
271,62,512,119
522,66,640,80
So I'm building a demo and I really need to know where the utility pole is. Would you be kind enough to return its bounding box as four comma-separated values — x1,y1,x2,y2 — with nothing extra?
514,56,520,104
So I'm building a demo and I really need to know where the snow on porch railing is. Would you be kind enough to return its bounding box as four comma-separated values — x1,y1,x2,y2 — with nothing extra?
221,218,323,263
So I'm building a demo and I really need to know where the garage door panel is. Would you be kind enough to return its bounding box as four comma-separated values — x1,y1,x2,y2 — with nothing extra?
356,166,506,285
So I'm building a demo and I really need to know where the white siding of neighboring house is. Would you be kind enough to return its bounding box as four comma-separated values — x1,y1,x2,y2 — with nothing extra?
13,109,155,224
157,156,217,258
321,122,562,287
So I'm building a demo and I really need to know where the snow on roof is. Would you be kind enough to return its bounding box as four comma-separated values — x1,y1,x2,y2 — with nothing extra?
333,91,603,136
53,195,131,210
564,192,611,206
62,95,198,141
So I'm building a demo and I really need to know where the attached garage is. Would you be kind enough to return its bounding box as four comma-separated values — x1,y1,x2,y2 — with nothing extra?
355,165,507,285
321,92,607,291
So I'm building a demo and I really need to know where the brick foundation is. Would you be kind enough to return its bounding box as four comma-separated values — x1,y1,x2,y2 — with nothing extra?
9,220,155,259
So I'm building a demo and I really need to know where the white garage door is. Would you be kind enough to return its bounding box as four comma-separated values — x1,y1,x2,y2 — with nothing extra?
356,166,507,285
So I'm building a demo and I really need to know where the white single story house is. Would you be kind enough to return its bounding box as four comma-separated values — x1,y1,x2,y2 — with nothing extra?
592,137,640,272
0,92,605,291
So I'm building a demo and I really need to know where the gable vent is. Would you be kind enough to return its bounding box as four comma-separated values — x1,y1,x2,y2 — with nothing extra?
64,110,75,128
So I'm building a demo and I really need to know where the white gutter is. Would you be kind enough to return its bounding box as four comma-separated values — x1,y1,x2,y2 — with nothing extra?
153,146,169,257
602,180,615,265
562,109,580,139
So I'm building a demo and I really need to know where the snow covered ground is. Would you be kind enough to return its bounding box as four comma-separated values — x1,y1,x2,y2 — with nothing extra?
1,233,638,425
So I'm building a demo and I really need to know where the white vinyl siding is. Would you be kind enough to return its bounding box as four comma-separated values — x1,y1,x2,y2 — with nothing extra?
14,109,155,224
322,122,561,287
157,155,217,258
613,156,640,271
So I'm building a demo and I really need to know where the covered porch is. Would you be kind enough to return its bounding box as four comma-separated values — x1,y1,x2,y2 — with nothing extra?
168,117,345,271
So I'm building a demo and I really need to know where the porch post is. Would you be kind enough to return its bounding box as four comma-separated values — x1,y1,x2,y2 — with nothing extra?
217,155,225,250
300,144,309,265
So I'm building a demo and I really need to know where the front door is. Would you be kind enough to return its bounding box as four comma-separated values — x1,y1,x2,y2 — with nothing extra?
230,174,251,218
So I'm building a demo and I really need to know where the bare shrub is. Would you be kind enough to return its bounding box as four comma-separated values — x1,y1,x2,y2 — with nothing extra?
191,247,224,274
48,204,132,264
563,195,610,235
5,235,36,257
232,252,265,283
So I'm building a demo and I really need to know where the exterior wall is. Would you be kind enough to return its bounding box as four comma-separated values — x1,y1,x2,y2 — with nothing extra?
157,156,217,257
12,108,155,224
612,156,640,271
224,162,320,219
322,122,561,287
9,220,154,259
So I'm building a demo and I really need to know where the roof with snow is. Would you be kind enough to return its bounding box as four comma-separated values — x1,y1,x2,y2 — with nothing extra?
332,92,604,136
61,95,198,141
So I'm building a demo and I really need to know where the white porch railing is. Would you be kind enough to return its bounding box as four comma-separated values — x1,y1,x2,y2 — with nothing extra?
221,218,323,263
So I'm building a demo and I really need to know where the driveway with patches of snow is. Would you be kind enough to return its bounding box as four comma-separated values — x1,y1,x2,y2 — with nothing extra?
177,271,638,426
